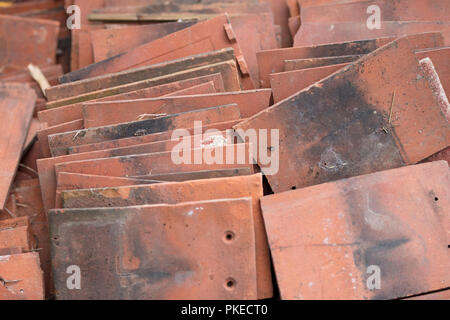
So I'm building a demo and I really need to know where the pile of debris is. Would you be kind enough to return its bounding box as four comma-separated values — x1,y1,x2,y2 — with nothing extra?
0,0,448,300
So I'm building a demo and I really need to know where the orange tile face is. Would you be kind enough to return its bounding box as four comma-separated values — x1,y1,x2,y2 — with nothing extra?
0,15,59,70
294,21,450,47
39,74,225,127
65,119,241,156
91,21,196,62
270,63,349,103
50,103,242,155
300,0,450,24
284,55,361,71
80,90,271,130
416,47,450,106
236,33,450,193
0,83,36,209
60,173,272,299
46,48,236,103
59,15,254,89
0,252,44,300
257,37,394,87
261,161,450,300
49,199,257,300
0,217,33,252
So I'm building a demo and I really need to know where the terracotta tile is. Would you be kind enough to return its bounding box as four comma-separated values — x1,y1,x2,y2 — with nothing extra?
38,141,253,212
0,15,59,70
270,63,349,103
59,15,254,89
39,74,225,127
61,173,271,299
66,119,241,155
423,147,450,166
235,33,450,192
284,55,361,71
55,173,160,209
49,199,257,299
48,48,235,102
261,161,450,300
47,60,240,108
37,119,84,158
257,36,395,87
56,172,159,192
136,167,253,182
90,1,270,22
416,47,450,102
294,22,450,47
300,0,450,24
91,21,196,62
0,83,36,209
403,289,450,300
162,81,217,97
22,118,40,155
263,0,291,47
419,57,450,122
288,16,301,38
50,103,241,153
53,143,254,179
0,217,34,252
80,89,271,129
0,252,44,300
229,13,279,88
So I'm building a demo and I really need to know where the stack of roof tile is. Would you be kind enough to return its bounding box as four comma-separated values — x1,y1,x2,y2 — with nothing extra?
0,0,448,300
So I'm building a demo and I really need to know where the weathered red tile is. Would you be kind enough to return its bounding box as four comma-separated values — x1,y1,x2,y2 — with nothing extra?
257,36,395,87
47,60,240,109
49,199,257,299
48,48,235,102
0,252,44,300
50,103,241,154
284,55,361,71
0,15,59,70
65,119,241,155
0,217,34,252
39,74,225,127
416,47,450,102
261,161,450,300
81,90,271,129
0,83,36,209
294,22,450,47
59,15,254,89
61,173,272,299
236,33,450,192
270,63,349,103
91,21,195,62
